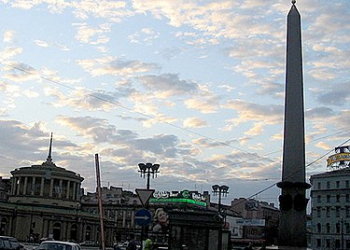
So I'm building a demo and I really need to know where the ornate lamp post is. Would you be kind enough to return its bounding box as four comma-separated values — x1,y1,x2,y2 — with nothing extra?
138,163,160,242
212,185,229,215
138,163,160,190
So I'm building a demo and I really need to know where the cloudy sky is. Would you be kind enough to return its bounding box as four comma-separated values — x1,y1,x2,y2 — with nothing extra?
0,0,349,208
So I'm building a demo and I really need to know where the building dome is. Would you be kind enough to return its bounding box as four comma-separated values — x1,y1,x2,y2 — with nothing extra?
8,133,84,209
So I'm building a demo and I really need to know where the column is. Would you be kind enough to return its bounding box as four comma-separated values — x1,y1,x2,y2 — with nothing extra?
59,179,63,198
49,179,54,197
16,177,21,195
66,181,71,199
40,177,45,196
31,177,36,195
73,182,76,200
23,177,28,195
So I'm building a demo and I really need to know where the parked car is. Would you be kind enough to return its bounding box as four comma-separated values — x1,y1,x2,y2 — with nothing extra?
36,241,80,250
79,241,95,247
0,236,25,250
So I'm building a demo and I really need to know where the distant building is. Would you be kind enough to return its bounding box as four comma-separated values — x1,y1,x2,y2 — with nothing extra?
0,177,10,202
310,146,350,250
230,198,279,246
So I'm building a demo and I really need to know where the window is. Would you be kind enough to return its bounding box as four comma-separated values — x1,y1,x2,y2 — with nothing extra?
346,194,349,202
316,239,321,248
317,207,321,218
327,195,331,203
327,181,330,189
336,195,340,202
318,182,321,189
326,223,330,233
317,195,321,203
336,223,341,233
346,223,350,234
335,239,340,249
326,207,330,217
326,239,331,248
317,223,321,233
346,180,349,188
336,181,340,188
336,207,340,217
347,207,350,218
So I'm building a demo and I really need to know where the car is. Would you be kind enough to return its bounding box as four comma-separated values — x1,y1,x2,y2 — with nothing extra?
79,241,95,247
0,236,25,250
36,241,80,250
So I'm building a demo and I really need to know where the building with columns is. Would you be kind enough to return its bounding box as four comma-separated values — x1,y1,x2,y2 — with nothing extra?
0,135,116,245
310,146,350,250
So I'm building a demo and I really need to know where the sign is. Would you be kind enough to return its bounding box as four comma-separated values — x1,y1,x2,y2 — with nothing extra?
135,209,152,226
236,219,265,226
152,190,206,201
136,188,155,207
327,152,350,167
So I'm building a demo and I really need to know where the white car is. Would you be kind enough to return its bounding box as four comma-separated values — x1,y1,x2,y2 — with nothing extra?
36,241,81,250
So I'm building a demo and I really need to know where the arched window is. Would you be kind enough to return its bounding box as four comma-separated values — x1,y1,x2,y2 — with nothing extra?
85,226,91,241
0,218,8,235
53,222,62,240
70,224,78,241
317,223,321,233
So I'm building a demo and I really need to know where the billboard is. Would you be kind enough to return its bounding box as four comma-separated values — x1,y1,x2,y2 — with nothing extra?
327,152,350,167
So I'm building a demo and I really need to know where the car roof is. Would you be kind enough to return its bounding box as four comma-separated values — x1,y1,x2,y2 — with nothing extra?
41,241,79,246
0,236,17,240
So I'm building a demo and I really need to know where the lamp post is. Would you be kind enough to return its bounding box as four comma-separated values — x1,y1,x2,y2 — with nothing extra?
212,185,229,215
138,163,160,242
138,163,160,190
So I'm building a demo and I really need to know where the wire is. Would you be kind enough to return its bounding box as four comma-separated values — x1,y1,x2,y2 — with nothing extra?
5,64,350,208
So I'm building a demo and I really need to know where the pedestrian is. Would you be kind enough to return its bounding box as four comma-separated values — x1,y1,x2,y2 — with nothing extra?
126,233,137,250
144,238,152,250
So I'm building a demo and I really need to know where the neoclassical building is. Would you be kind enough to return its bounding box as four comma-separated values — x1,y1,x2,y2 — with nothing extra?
310,146,350,250
0,135,115,245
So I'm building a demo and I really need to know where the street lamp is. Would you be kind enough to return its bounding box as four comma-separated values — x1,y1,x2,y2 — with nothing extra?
212,185,229,215
138,163,160,244
138,163,160,190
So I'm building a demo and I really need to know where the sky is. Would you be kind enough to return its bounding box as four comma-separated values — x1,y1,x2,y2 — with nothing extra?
0,0,349,209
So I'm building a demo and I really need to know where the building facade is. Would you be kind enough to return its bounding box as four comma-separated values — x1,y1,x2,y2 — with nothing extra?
230,198,279,246
310,146,350,250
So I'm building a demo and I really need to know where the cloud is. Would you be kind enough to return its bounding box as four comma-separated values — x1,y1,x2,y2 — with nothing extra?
75,23,111,44
0,47,23,61
76,56,159,77
3,30,15,43
223,99,283,129
183,117,207,128
138,73,199,98
315,81,350,106
2,63,40,82
34,39,49,47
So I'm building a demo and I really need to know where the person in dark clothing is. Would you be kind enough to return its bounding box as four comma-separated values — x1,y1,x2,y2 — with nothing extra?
126,233,137,250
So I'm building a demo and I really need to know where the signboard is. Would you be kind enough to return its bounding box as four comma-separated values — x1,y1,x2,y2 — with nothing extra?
136,188,155,207
135,209,152,226
327,152,350,167
150,190,207,207
236,219,265,227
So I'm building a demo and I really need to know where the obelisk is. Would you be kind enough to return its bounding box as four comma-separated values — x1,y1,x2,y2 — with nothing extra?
277,0,311,247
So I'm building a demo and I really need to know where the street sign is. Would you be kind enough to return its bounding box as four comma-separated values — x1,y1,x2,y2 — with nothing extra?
135,209,152,226
136,188,155,207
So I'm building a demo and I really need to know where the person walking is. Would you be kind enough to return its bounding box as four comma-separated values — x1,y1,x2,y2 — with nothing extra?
126,233,137,250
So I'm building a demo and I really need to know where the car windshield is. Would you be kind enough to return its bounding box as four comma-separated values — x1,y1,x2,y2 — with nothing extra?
9,239,20,249
39,243,72,250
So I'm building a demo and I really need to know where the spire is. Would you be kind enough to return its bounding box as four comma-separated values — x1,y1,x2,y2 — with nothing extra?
43,132,56,166
292,0,296,5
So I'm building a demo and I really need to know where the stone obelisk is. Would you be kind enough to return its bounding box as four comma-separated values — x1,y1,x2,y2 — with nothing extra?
277,0,311,247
